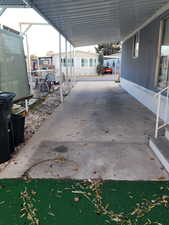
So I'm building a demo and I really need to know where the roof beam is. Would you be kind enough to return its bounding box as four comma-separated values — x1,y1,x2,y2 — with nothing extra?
0,7,6,16
0,4,29,7
27,0,74,46
0,0,30,7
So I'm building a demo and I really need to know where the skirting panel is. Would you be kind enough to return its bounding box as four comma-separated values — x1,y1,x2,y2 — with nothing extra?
121,78,169,122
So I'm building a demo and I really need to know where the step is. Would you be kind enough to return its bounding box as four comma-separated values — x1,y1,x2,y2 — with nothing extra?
165,126,169,141
149,136,169,173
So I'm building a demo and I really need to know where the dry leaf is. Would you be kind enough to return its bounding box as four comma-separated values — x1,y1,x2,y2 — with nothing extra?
73,168,80,172
157,176,166,180
74,197,80,202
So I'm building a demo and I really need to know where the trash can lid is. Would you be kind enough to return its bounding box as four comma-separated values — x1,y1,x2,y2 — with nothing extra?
0,92,16,102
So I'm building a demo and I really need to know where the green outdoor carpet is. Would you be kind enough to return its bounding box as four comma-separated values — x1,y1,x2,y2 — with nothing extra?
0,179,169,225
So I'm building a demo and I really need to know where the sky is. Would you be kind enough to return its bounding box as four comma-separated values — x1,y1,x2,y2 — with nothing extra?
0,8,96,56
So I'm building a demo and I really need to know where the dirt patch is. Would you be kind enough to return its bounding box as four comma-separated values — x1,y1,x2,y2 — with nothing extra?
37,141,68,153
53,145,68,153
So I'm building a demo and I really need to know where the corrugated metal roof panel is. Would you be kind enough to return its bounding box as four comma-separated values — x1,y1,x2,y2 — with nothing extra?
1,0,169,46
0,0,25,5
31,0,169,46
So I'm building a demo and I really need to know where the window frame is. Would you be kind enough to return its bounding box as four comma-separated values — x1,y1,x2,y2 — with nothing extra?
81,58,88,67
89,58,93,67
132,32,140,58
81,58,85,67
155,18,167,88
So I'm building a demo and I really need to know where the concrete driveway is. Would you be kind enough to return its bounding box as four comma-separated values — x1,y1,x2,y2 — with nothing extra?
0,81,168,180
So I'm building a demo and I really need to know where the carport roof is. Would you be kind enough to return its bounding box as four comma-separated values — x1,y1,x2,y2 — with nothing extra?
1,0,169,46
0,0,25,6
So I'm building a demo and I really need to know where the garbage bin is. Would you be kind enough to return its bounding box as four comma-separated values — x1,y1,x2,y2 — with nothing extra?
11,114,25,147
9,120,15,154
0,92,16,163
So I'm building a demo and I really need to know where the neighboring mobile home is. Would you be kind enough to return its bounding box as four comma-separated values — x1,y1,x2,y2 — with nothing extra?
53,50,98,77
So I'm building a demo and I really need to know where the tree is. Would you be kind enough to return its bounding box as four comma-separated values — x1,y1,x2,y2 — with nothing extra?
95,42,121,75
95,42,121,56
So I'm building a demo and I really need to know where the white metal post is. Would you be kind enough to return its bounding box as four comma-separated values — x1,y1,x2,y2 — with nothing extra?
73,46,76,83
69,43,73,88
25,34,33,94
37,57,40,71
70,44,74,87
155,94,161,138
0,8,6,16
59,33,64,103
71,44,74,86
165,87,169,123
72,45,74,84
19,22,50,96
25,99,29,113
65,39,69,90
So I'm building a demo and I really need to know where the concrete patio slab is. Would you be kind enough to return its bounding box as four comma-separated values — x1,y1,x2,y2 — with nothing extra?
0,81,168,180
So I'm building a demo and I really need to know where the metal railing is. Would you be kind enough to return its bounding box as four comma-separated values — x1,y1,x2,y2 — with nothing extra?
155,85,169,138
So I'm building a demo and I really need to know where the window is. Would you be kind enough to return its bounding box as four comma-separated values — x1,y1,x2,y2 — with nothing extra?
61,58,66,67
133,32,140,58
81,58,84,67
67,58,71,67
43,60,49,65
81,58,88,67
63,58,66,67
65,58,74,67
106,62,110,67
89,58,93,67
157,18,169,88
71,58,74,67
94,58,97,66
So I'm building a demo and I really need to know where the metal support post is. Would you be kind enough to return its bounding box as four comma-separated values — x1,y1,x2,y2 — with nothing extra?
25,99,29,113
65,39,69,90
70,43,73,87
73,46,76,84
59,33,64,103
37,57,40,71
25,34,33,94
70,44,74,87
155,94,161,138
71,45,74,86
165,87,169,123
0,8,6,16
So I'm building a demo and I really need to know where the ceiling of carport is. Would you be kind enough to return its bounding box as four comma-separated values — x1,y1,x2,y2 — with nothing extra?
0,0,169,46
0,0,25,6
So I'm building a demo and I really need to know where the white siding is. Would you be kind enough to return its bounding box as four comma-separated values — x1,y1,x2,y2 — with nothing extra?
53,51,98,76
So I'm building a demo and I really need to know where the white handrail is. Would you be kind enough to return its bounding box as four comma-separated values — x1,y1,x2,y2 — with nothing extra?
155,85,169,138
155,85,169,96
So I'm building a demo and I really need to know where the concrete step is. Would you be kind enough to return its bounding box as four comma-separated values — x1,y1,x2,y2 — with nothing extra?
165,126,169,141
149,136,169,173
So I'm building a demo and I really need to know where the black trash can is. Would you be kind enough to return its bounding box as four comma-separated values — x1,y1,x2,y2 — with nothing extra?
0,92,16,163
11,114,25,147
9,120,15,154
